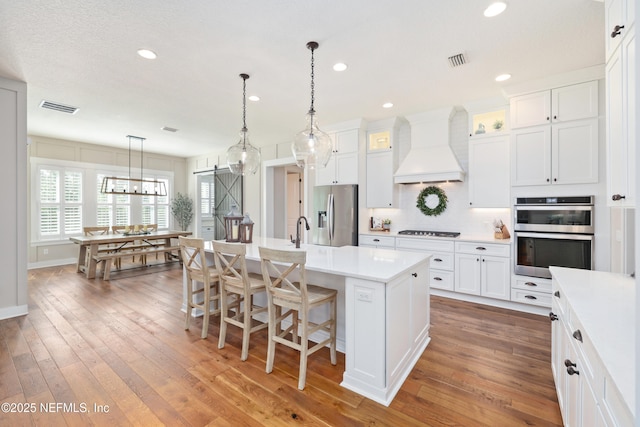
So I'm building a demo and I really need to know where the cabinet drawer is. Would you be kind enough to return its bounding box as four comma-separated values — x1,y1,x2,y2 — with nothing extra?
512,276,552,293
511,288,552,307
396,238,455,252
359,234,395,248
430,269,454,291
602,371,635,427
455,241,510,257
429,252,454,271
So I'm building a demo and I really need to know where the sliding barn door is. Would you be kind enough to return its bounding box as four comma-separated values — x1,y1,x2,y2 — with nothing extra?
213,168,243,240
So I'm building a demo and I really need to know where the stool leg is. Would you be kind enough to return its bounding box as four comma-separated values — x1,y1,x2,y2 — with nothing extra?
218,286,228,349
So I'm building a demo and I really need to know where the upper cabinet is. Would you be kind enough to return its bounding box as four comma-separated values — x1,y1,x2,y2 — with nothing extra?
606,0,636,207
468,135,510,207
469,108,508,138
315,128,359,186
366,118,403,208
510,81,599,187
510,81,599,129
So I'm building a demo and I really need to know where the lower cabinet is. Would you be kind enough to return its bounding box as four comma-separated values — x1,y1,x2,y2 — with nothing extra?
396,237,454,291
454,242,510,300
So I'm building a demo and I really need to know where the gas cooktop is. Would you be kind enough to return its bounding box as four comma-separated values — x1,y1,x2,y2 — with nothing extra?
397,230,461,238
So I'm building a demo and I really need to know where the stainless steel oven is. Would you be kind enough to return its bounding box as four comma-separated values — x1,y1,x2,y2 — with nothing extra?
514,196,594,278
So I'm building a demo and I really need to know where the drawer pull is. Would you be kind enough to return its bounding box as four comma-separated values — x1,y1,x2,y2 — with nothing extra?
566,366,580,376
554,290,560,298
373,239,380,242
433,258,443,262
549,312,558,321
412,272,418,277
524,295,537,300
612,194,626,201
524,282,537,287
611,24,625,38
564,359,576,368
572,329,583,343
475,246,487,251
433,277,443,281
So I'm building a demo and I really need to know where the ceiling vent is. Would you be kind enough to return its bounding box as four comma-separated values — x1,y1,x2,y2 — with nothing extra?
39,100,79,114
161,126,178,132
448,53,467,68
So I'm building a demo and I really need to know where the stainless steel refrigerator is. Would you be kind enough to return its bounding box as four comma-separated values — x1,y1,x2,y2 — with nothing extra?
312,184,358,247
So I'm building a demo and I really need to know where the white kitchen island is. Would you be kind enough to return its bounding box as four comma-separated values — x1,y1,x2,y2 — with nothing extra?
185,237,431,406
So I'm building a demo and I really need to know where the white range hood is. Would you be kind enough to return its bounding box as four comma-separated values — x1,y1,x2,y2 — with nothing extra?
394,107,465,184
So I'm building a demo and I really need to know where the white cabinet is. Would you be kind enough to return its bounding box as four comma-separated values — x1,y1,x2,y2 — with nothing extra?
359,234,395,249
511,119,598,186
315,129,359,186
366,149,395,208
606,1,635,207
510,81,599,187
510,81,599,129
454,242,510,300
468,135,510,207
511,276,552,307
396,238,455,291
605,0,635,60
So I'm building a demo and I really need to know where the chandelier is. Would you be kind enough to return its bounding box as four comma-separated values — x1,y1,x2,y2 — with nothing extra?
227,73,261,175
100,135,167,196
291,41,332,170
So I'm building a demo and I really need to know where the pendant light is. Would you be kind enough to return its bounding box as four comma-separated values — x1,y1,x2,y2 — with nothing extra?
227,73,261,175
100,135,167,196
292,41,332,170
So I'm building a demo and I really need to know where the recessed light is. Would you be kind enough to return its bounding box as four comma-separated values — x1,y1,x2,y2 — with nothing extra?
382,102,394,109
495,73,512,82
484,2,507,17
248,95,260,102
333,62,348,72
137,49,157,59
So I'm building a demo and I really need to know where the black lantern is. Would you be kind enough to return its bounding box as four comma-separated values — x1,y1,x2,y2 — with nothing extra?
224,204,243,242
239,213,254,243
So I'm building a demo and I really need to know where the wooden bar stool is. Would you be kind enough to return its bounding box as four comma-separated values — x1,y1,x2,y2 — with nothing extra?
258,247,337,390
212,241,268,361
179,236,220,339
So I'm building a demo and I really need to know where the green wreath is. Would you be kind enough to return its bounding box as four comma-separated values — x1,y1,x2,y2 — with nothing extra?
416,186,448,216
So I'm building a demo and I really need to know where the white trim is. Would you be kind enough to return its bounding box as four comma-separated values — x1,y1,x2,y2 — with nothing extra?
0,304,28,320
430,289,549,316
28,259,77,270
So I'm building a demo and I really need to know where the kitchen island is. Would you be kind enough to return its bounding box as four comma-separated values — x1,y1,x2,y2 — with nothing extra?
184,237,431,406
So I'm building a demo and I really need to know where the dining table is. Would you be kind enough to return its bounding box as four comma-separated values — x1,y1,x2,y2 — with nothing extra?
70,229,191,279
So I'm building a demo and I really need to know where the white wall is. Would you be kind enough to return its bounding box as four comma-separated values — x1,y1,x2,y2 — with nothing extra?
0,76,27,320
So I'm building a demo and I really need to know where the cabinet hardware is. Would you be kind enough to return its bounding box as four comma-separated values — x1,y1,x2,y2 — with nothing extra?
434,277,442,281
524,295,536,300
546,178,550,182
553,115,557,120
572,329,583,342
554,290,560,298
475,246,486,251
566,366,580,376
553,178,557,182
549,312,558,321
373,239,380,242
564,359,576,368
434,258,443,262
611,24,625,38
411,272,418,277
546,116,550,121
524,282,537,287
612,194,626,201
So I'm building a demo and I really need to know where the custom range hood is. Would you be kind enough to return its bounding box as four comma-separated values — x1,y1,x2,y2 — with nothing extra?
394,107,465,184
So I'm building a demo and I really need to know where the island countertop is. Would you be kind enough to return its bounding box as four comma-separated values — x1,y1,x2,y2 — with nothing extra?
204,236,431,282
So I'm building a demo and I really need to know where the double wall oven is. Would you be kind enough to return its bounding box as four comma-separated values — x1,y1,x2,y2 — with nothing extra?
514,196,594,279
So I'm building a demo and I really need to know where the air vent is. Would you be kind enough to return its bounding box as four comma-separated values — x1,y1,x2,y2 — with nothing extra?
39,100,79,114
161,126,178,133
448,53,467,68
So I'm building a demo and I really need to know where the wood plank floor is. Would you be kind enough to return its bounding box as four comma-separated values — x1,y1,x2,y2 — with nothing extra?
1,263,563,426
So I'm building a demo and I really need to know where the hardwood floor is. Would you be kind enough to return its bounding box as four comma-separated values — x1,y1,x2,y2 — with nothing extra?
1,263,563,426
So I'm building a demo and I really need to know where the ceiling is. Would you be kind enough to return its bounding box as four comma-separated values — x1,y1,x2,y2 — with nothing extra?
0,0,605,158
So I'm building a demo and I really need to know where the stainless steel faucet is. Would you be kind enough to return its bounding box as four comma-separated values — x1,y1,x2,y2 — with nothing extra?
294,216,310,248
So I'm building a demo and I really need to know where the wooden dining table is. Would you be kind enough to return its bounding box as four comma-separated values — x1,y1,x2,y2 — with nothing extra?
70,230,191,279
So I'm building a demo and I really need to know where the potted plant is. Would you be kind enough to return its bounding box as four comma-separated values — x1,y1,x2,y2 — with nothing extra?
171,192,194,231
382,218,391,230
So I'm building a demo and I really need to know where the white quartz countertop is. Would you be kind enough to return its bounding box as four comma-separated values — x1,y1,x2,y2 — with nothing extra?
205,237,430,283
361,231,511,244
549,267,636,417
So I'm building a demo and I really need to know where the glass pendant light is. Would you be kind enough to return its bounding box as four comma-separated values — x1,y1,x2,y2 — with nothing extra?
227,73,261,175
292,41,332,170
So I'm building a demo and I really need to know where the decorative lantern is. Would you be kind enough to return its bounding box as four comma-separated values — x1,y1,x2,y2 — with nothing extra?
224,204,243,242
239,212,254,243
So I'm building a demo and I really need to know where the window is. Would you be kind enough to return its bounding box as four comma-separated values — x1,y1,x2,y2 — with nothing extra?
37,167,83,239
32,158,174,243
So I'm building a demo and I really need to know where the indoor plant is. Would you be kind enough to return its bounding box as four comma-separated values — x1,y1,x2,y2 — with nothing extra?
171,192,194,231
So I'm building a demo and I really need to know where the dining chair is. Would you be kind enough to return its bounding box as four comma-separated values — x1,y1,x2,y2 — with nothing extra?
212,241,268,361
179,236,220,339
82,226,111,268
258,246,337,390
138,223,158,264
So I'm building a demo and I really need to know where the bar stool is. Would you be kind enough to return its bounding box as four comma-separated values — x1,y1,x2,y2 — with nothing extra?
212,241,268,361
179,236,220,339
258,246,337,390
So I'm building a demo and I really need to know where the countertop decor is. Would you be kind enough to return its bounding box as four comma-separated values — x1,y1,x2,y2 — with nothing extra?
416,185,447,216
